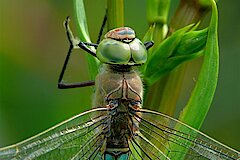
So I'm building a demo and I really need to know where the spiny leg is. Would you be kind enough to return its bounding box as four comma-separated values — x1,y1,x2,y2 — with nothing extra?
96,9,108,44
64,16,97,57
58,17,97,89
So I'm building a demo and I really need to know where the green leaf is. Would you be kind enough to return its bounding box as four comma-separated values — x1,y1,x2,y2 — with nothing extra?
73,0,98,79
144,24,208,85
73,0,91,42
179,0,219,133
142,24,155,43
168,0,219,158
165,50,204,71
175,28,208,56
144,24,194,85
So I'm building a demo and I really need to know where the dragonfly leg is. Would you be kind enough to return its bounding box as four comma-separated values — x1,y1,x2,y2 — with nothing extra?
144,41,154,50
57,38,95,89
64,16,97,57
77,42,97,57
64,16,79,49
58,80,95,89
96,10,107,44
82,42,98,48
57,17,98,89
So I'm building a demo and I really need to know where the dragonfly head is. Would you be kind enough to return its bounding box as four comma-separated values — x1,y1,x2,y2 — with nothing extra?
96,27,148,66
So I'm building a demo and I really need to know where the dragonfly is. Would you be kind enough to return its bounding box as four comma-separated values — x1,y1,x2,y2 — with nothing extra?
0,16,239,160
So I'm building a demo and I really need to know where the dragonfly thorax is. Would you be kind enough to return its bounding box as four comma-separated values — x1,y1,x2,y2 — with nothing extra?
94,64,143,107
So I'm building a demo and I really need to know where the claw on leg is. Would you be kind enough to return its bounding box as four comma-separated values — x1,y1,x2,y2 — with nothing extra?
64,16,80,49
63,16,97,57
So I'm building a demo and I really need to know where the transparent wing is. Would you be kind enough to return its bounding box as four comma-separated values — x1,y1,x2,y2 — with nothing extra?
0,108,109,160
129,109,240,160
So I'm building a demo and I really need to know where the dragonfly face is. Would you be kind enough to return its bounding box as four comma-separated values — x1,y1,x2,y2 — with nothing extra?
96,27,148,65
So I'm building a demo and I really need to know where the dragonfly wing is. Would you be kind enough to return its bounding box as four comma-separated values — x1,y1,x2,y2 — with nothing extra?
128,131,170,160
129,109,239,160
0,108,109,160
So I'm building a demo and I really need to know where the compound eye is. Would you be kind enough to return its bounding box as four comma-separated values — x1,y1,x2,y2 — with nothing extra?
96,39,131,65
129,38,147,64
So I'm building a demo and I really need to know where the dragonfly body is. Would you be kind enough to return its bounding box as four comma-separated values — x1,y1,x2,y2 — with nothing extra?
94,64,143,159
93,27,147,159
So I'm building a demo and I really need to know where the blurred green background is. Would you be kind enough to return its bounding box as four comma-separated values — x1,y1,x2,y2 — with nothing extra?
0,0,239,151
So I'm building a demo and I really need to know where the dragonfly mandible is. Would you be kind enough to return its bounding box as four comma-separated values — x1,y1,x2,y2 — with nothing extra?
0,17,239,160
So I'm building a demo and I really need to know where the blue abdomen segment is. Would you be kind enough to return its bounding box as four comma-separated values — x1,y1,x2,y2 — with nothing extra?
104,150,130,160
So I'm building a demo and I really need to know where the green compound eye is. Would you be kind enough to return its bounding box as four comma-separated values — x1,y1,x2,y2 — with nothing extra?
129,38,147,64
96,39,131,65
96,38,147,65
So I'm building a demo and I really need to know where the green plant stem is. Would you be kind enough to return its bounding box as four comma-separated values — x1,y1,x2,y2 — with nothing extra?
107,0,124,29
144,0,170,112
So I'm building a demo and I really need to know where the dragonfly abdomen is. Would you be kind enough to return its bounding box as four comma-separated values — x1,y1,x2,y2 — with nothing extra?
104,148,130,160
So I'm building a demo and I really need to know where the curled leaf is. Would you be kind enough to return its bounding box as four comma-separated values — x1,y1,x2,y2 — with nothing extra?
175,28,208,56
144,24,207,85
